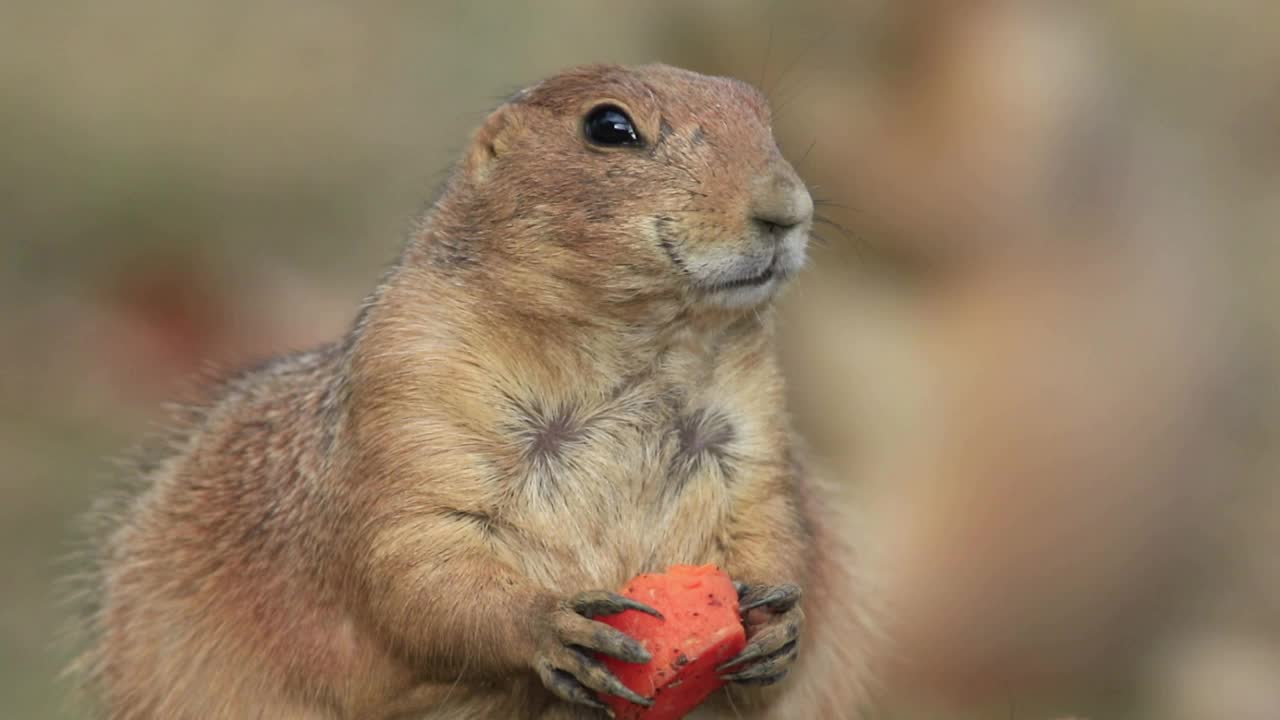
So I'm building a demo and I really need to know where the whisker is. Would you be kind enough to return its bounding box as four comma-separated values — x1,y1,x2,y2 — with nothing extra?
813,199,854,212
814,214,854,237
768,25,829,99
809,231,831,249
771,78,818,123
768,24,839,121
724,686,744,720
795,138,818,172
812,215,865,260
760,20,775,90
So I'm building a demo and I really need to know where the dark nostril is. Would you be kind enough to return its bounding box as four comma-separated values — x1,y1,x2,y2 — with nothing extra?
754,215,798,239
751,175,814,239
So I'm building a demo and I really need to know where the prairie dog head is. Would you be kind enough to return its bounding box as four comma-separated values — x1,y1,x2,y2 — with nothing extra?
442,63,812,312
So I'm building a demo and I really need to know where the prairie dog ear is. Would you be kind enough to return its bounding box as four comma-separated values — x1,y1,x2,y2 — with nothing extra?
464,105,525,184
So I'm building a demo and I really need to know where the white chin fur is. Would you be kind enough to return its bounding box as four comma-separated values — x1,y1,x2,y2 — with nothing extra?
696,235,806,310
704,276,782,309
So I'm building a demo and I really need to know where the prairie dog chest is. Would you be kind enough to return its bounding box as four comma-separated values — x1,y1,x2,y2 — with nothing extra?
491,370,772,589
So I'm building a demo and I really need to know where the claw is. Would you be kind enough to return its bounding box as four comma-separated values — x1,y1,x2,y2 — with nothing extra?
535,590,663,711
567,648,654,708
552,605,652,664
727,666,783,681
720,640,798,681
612,636,651,665
719,582,804,689
723,667,791,685
567,622,651,664
722,665,776,682
572,591,664,621
717,640,769,672
541,666,609,710
739,584,801,614
717,624,799,672
598,675,653,708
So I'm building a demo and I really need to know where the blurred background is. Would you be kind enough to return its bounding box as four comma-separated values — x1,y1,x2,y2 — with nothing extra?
3,1,1277,718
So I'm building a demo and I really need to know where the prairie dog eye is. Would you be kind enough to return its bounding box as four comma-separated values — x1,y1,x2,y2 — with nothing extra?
584,105,641,147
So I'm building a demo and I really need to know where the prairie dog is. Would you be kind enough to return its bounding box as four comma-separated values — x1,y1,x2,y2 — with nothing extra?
76,63,871,719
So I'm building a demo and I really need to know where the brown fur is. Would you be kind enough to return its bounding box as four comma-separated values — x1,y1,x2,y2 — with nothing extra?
72,64,873,719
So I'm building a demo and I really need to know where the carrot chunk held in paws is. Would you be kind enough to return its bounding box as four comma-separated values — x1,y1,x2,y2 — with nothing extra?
597,564,748,720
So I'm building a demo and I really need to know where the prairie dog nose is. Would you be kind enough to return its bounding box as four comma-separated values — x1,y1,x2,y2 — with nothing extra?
750,163,814,238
